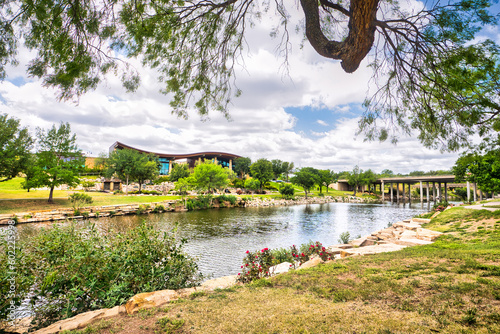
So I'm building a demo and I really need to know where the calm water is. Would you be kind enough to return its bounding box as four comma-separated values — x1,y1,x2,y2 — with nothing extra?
13,201,430,279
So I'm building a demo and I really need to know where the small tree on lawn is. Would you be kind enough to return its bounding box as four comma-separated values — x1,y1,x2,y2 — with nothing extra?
250,159,273,192
188,161,232,197
244,178,260,196
169,163,190,182
35,122,84,203
291,167,319,199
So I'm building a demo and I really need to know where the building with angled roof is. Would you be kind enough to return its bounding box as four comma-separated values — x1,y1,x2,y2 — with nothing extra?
109,141,241,175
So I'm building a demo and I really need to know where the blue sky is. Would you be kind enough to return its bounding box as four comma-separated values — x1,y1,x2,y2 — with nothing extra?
2,0,494,174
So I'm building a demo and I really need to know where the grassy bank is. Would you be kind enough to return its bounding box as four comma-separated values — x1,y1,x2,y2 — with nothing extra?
60,207,500,334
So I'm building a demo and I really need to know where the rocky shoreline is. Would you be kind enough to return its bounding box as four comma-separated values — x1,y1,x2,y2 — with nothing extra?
0,194,380,225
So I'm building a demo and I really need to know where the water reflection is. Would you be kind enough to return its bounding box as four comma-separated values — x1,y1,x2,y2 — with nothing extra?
9,202,428,280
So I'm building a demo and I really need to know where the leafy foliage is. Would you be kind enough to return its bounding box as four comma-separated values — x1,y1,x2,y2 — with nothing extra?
250,159,273,191
68,192,93,210
185,161,233,194
453,137,500,193
291,167,319,198
34,122,85,203
169,163,190,182
279,183,295,199
233,157,251,179
0,222,203,328
0,114,33,182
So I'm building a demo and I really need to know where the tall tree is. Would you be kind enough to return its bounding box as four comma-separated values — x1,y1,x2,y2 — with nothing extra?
271,159,284,179
132,153,160,192
347,165,363,196
35,122,84,203
250,159,274,192
21,153,42,192
169,163,190,182
317,169,336,193
282,161,295,182
233,157,251,178
291,167,319,199
361,169,378,192
453,138,500,194
0,1,498,150
0,114,33,182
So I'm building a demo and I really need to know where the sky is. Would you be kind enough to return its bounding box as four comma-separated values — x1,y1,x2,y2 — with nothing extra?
1,1,494,175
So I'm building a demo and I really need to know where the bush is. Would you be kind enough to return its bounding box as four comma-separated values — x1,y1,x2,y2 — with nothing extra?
279,184,295,199
237,242,333,284
80,180,96,191
231,178,245,188
0,222,203,328
338,231,351,244
152,204,165,213
185,195,213,211
68,193,93,210
216,194,237,205
154,176,170,184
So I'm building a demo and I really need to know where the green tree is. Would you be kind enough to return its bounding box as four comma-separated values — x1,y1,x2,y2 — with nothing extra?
347,165,363,196
453,139,500,193
0,114,33,182
291,167,319,199
317,169,337,193
34,122,84,203
244,178,261,195
361,169,378,192
1,1,497,150
233,157,251,178
188,161,232,194
105,149,142,195
169,163,190,182
271,159,285,179
282,161,295,182
380,169,395,178
132,153,160,192
21,153,42,192
250,159,274,192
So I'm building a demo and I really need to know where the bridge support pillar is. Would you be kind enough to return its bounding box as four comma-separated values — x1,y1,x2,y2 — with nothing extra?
444,182,448,202
474,183,477,202
390,183,393,202
432,182,436,202
467,181,470,202
402,183,406,204
420,181,423,203
438,182,442,201
408,183,411,204
381,181,384,200
426,182,430,203
397,183,400,204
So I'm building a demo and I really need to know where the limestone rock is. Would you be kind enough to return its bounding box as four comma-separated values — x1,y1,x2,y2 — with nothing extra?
297,257,323,270
200,275,238,291
270,262,293,275
400,230,418,239
417,228,443,241
125,289,178,314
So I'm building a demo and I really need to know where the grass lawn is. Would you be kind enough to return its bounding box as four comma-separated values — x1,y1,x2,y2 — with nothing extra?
62,207,500,334
1,179,362,214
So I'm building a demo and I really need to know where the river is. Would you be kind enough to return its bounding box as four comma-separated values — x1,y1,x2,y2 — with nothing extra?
14,201,430,279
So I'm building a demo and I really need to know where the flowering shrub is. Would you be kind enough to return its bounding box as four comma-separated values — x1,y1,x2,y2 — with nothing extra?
237,242,334,283
237,248,274,283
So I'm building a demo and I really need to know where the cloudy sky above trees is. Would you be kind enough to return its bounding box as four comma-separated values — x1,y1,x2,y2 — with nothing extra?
2,0,495,174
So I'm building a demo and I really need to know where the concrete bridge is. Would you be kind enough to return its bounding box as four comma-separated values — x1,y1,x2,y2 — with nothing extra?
337,175,482,203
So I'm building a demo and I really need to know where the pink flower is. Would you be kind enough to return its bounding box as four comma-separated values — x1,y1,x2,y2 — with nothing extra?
301,253,305,257
246,250,250,254
238,273,240,275
320,253,323,256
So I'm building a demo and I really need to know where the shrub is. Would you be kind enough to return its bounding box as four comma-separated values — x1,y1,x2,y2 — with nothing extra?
238,242,333,283
0,222,203,328
279,184,295,199
68,193,93,210
80,180,96,191
231,178,245,188
338,231,351,244
152,205,165,213
154,176,170,184
216,194,237,205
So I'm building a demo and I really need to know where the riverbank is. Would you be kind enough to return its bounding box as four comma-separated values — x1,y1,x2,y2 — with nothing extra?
5,206,499,334
0,194,380,225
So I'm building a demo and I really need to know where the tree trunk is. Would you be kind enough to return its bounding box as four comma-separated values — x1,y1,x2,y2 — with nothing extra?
125,175,129,195
300,0,378,72
48,186,54,203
